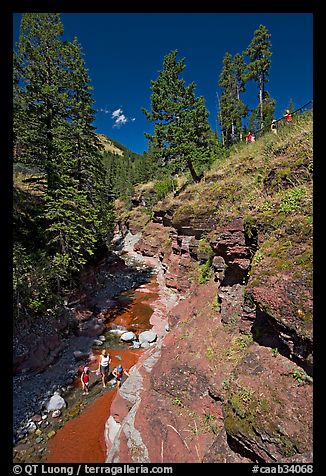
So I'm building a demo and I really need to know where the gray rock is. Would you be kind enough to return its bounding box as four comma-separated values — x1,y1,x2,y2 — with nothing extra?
31,414,42,423
26,421,37,433
93,339,104,346
139,330,157,344
73,350,89,361
140,341,150,349
120,331,136,342
46,394,66,412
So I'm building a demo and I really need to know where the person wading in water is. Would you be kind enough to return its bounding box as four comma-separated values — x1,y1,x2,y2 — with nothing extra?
98,350,111,388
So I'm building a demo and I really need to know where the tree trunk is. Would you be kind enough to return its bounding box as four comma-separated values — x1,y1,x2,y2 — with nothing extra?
259,76,264,126
187,158,201,183
231,122,235,142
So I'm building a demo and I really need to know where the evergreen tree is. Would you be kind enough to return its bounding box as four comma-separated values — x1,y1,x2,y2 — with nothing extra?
217,52,247,145
13,13,68,191
44,180,101,279
262,91,276,129
13,13,113,299
245,24,273,128
143,50,213,182
63,37,112,243
233,53,248,140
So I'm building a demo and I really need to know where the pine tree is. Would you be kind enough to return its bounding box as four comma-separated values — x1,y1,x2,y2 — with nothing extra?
63,37,112,244
13,13,113,294
13,14,68,190
143,50,213,182
233,53,248,140
217,52,247,145
245,24,273,128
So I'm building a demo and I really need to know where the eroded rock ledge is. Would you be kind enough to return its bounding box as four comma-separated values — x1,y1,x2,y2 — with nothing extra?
104,215,313,463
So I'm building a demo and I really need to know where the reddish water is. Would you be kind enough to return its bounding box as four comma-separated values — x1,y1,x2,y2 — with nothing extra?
45,276,158,463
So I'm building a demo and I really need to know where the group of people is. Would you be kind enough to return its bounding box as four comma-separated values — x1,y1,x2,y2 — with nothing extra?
245,131,256,143
80,349,130,395
246,109,293,143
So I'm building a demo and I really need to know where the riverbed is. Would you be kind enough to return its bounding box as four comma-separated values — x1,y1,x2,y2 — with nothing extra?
13,273,160,463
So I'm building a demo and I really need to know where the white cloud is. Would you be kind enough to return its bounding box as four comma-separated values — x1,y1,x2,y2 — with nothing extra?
98,106,135,128
113,114,128,127
111,108,135,128
111,108,123,118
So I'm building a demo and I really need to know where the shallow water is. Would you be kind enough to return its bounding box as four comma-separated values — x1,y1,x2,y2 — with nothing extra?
44,276,159,463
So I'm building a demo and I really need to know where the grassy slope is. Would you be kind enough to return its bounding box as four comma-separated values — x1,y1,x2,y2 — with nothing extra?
125,112,313,339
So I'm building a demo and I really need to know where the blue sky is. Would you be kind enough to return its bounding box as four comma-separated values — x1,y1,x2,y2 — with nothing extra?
13,13,313,155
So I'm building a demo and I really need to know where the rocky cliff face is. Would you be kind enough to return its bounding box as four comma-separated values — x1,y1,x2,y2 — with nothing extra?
104,211,313,463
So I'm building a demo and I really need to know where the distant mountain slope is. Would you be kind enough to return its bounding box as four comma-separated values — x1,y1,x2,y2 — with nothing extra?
97,134,124,156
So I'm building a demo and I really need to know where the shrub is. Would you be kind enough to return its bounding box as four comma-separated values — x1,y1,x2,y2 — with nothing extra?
279,186,307,213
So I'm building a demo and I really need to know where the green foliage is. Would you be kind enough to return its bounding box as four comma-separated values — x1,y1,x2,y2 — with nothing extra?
199,255,213,283
13,245,64,318
235,333,253,350
154,177,177,200
272,347,279,357
13,13,114,317
218,52,248,145
143,49,214,182
229,387,255,418
204,413,219,435
44,184,100,272
292,369,307,384
245,24,273,128
172,396,184,407
279,187,306,213
206,346,215,360
251,249,264,267
212,294,221,312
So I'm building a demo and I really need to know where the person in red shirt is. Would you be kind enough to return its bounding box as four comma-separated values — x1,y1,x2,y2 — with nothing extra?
284,109,293,123
81,366,90,395
245,131,253,143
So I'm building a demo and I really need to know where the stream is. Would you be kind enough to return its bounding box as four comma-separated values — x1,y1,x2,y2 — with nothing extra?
13,232,178,463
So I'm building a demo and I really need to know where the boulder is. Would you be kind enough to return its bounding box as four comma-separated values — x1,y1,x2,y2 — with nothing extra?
139,330,157,344
26,421,37,433
73,350,90,361
93,339,104,346
46,393,66,412
120,331,136,342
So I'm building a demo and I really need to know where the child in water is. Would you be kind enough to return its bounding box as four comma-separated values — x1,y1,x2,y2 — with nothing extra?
110,365,130,388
